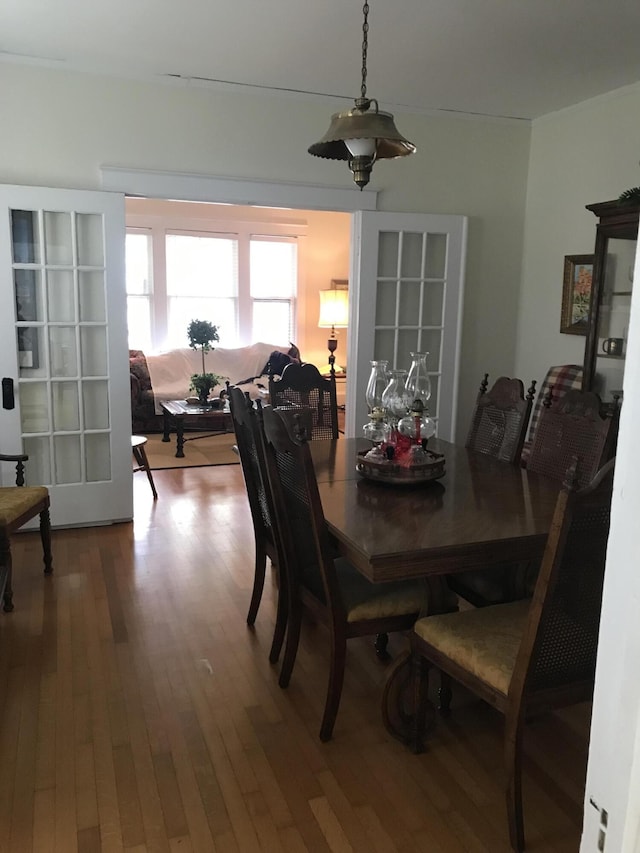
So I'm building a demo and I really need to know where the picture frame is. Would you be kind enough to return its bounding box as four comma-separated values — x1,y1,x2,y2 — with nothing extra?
560,254,594,335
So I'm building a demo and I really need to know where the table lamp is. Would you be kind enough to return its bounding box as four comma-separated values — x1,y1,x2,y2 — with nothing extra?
318,282,349,374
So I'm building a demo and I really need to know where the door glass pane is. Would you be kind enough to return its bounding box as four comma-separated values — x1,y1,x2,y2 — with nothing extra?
76,214,104,266
15,269,42,321
397,329,419,365
375,281,397,325
52,381,80,431
49,326,78,377
86,433,111,482
19,383,50,433
420,330,442,367
374,329,396,366
11,210,40,264
44,211,73,265
400,233,424,278
398,281,421,326
18,326,46,379
82,381,110,429
377,232,399,277
429,376,440,420
47,269,75,322
23,436,51,485
422,282,444,325
79,271,106,322
54,435,82,484
80,327,107,376
425,233,447,278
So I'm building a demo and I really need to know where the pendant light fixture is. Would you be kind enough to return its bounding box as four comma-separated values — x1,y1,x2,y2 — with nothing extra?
308,1,416,190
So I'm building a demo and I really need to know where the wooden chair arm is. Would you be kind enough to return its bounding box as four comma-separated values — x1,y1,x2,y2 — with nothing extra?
0,453,28,463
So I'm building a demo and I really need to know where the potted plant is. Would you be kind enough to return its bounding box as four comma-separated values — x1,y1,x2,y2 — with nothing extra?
187,319,223,405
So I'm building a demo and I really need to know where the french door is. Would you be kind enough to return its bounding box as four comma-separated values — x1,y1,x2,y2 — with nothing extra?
0,185,132,527
346,211,468,441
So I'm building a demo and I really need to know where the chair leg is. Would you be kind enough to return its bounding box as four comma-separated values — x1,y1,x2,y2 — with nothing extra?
247,542,266,626
133,443,158,500
278,599,302,689
411,652,429,753
319,631,347,742
505,712,526,852
374,632,389,658
40,508,53,575
0,538,14,612
269,563,288,665
439,671,452,716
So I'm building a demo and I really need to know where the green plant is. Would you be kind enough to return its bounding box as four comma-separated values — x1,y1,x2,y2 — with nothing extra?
187,319,220,376
189,372,224,399
618,186,640,205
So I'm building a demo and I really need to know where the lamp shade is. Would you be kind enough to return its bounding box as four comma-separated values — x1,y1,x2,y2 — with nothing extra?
318,289,349,328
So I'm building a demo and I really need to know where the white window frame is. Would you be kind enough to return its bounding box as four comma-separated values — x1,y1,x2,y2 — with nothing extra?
126,209,305,351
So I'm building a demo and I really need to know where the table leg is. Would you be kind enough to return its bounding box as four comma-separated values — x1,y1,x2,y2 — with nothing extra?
381,576,456,746
162,410,171,442
175,421,185,458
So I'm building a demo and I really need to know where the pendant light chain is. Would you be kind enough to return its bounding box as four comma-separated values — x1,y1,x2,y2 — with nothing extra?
360,2,369,100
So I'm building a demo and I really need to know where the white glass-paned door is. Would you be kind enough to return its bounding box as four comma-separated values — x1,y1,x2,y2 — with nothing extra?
0,185,131,527
346,211,467,441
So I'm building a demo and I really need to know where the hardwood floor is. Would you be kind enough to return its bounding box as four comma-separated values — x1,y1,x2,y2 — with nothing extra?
1,464,589,852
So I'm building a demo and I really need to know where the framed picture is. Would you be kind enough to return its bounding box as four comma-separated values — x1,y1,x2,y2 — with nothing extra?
561,254,594,335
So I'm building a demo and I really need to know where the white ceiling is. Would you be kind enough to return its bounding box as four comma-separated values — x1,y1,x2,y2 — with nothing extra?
3,0,640,121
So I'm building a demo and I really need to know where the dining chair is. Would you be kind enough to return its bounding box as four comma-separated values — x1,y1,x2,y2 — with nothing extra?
259,405,426,742
228,387,286,663
520,364,583,466
268,362,339,440
131,435,158,499
450,386,618,609
410,457,615,852
0,451,53,612
527,388,618,485
465,374,536,463
447,374,535,607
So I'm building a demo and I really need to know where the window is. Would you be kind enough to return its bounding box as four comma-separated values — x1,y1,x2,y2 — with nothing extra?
125,216,299,352
250,237,297,344
125,230,152,351
166,232,238,348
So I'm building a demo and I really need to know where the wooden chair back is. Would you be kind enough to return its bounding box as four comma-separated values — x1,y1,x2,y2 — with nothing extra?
259,405,423,740
465,375,535,464
527,389,617,486
268,362,339,440
228,387,283,656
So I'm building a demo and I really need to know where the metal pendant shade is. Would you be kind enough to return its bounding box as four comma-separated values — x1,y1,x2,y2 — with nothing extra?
308,2,415,189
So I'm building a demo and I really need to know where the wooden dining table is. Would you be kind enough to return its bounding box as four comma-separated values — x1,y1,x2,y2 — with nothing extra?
309,436,562,741
310,436,561,586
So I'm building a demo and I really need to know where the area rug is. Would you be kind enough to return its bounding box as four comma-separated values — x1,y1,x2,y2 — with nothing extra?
142,432,239,469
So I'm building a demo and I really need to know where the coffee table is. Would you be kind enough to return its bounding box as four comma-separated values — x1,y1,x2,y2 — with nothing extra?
160,400,233,458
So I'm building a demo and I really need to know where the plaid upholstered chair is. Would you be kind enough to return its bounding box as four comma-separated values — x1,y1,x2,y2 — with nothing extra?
520,364,583,466
0,451,53,611
410,458,615,852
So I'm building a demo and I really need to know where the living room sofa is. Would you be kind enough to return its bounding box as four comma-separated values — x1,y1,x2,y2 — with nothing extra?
129,341,298,432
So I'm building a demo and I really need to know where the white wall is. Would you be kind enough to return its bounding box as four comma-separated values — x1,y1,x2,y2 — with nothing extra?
515,83,640,386
0,62,531,440
518,83,640,851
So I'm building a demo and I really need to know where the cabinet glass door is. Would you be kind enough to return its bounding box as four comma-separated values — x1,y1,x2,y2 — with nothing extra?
0,185,131,527
592,236,634,400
